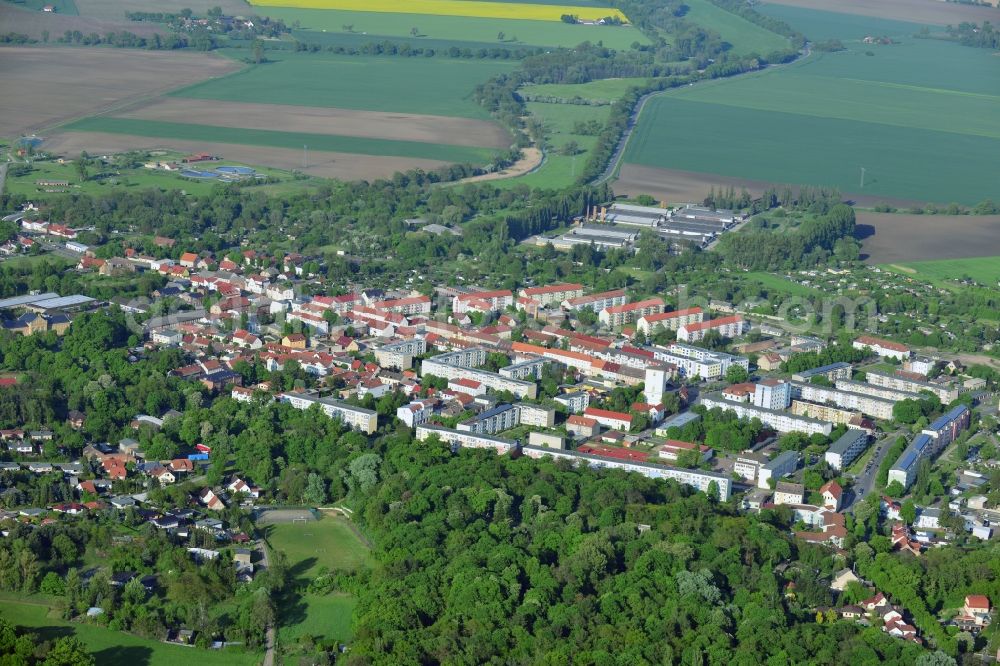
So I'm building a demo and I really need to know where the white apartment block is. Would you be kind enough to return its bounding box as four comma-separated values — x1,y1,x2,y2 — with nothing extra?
500,357,547,381
373,295,432,315
758,450,800,489
561,289,627,312
374,338,428,370
791,382,896,420
554,391,590,413
522,445,731,501
753,380,791,411
458,404,520,435
415,424,516,454
825,429,869,470
834,379,921,403
599,298,664,328
650,343,749,381
644,363,670,406
421,350,537,399
791,400,861,427
516,403,556,428
853,335,911,360
278,392,377,434
677,315,749,343
701,395,832,436
865,370,959,404
519,283,584,306
396,400,435,428
636,307,704,335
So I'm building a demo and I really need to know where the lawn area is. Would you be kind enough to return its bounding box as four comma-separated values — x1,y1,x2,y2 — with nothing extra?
522,77,650,101
496,101,610,189
172,52,517,119
6,0,78,14
264,7,645,49
621,8,1000,204
4,158,288,198
881,257,1000,288
64,117,495,163
267,515,372,651
743,271,823,297
682,0,790,55
249,0,627,22
0,594,258,666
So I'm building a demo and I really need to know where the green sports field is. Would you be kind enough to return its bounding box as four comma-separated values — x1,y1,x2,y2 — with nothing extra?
172,52,515,120
269,6,647,49
621,8,1000,204
0,594,257,666
64,117,495,163
683,0,791,55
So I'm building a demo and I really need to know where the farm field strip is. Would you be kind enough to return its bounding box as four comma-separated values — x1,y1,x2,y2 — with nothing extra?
856,211,1000,264
880,256,1000,286
521,77,650,101
758,0,1000,27
270,7,646,49
118,98,511,149
624,97,1000,204
682,0,791,55
42,131,453,182
248,0,627,22
64,117,496,163
664,66,1000,140
170,53,516,119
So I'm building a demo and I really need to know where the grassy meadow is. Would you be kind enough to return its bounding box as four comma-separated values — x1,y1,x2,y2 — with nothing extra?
172,52,515,119
882,257,1000,287
621,7,1000,204
683,0,791,55
264,7,645,49
522,77,649,100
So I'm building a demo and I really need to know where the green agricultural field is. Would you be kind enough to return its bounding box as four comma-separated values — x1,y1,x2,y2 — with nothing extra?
756,4,927,43
743,271,822,297
621,13,1000,205
6,0,78,14
259,7,646,49
882,257,1000,287
682,0,790,55
0,594,258,666
172,52,516,119
64,117,496,163
522,77,650,101
290,28,519,52
497,101,610,189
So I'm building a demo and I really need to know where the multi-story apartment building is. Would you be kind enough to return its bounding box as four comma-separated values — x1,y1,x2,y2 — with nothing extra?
791,382,896,420
452,289,514,314
396,399,436,429
518,283,584,307
888,434,932,489
825,429,869,470
677,315,749,343
458,404,520,435
753,379,791,411
516,403,556,428
791,400,860,427
421,349,538,399
865,370,959,404
554,391,590,414
499,357,546,381
278,392,377,434
758,450,800,489
374,338,427,370
372,295,432,316
561,288,628,313
415,424,516,454
636,307,704,335
599,298,664,328
583,407,633,431
521,445,731,501
701,395,832,436
834,379,922,403
790,362,853,383
853,335,911,360
649,343,748,381
889,405,970,489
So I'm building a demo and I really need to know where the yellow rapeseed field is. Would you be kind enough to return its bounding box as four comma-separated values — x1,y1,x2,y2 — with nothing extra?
248,0,627,23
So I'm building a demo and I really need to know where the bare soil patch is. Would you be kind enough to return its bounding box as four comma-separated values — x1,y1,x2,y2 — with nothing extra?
457,146,543,183
856,211,1000,264
0,46,241,138
761,0,1000,26
116,98,511,148
0,3,165,40
44,130,452,181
